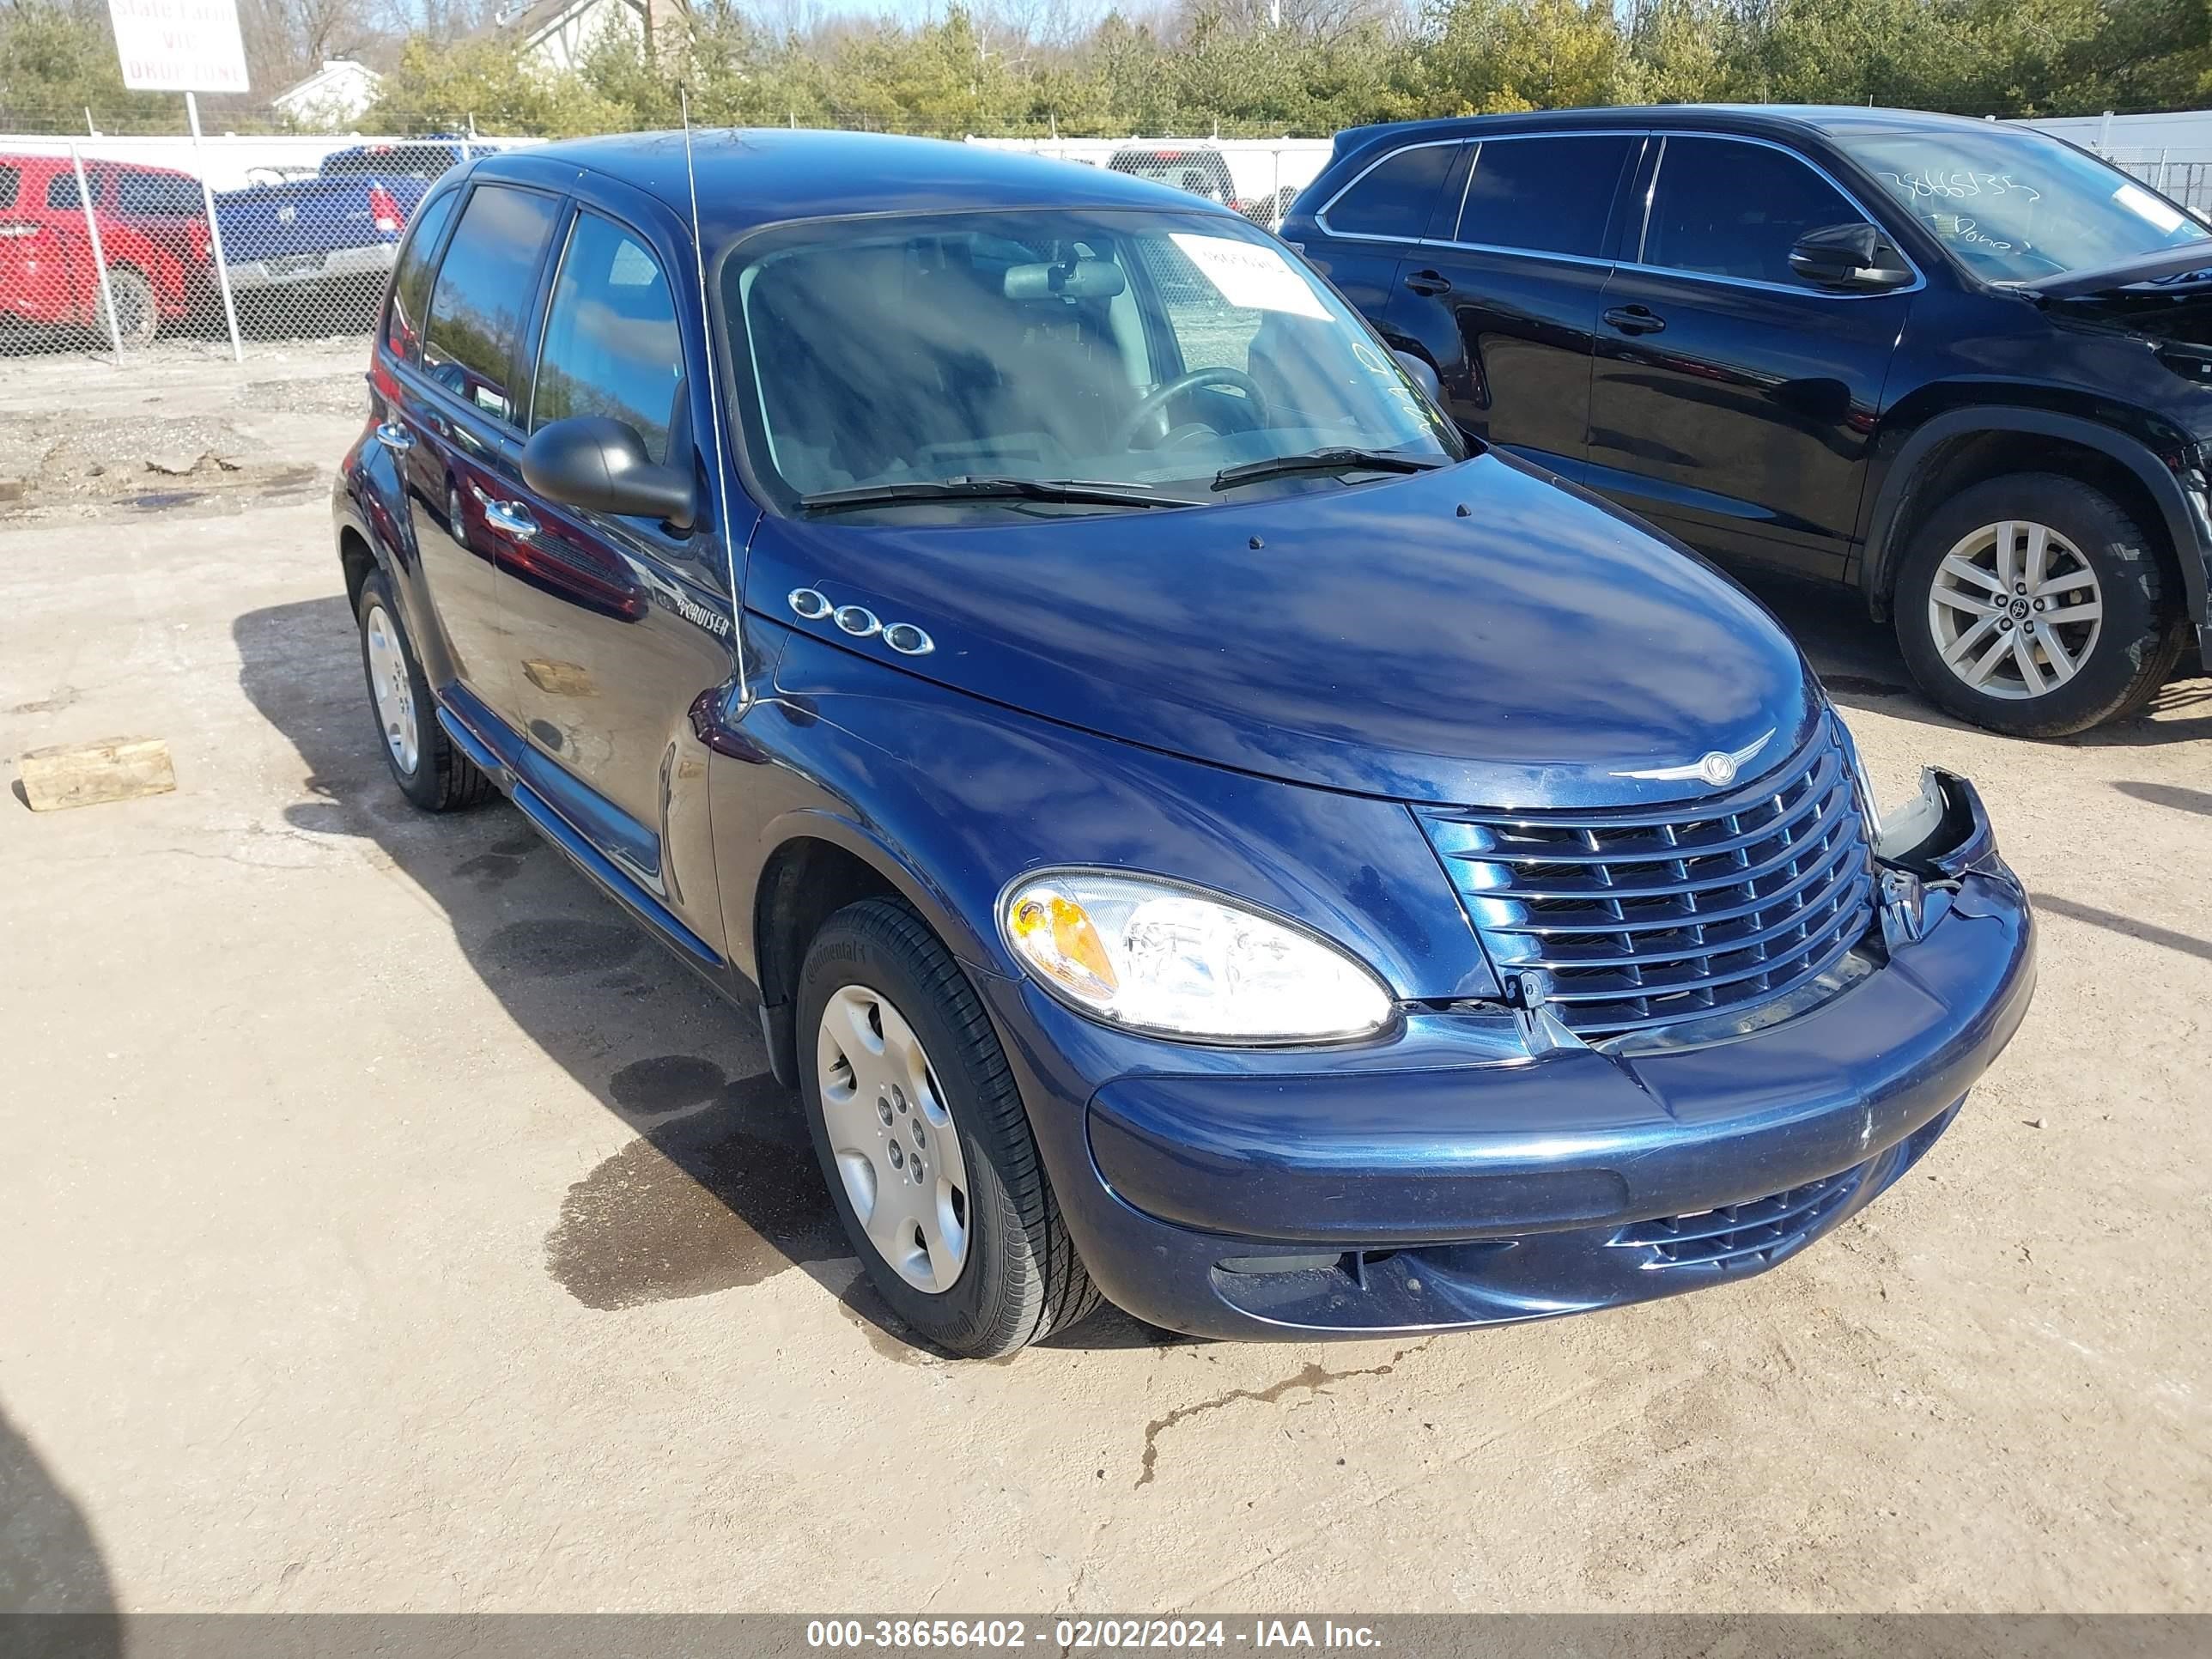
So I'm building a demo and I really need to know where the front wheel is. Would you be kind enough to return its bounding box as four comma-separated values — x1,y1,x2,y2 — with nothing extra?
1895,472,2185,737
797,896,1100,1358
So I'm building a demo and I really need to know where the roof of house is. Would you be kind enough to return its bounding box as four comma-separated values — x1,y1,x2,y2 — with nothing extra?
273,58,383,108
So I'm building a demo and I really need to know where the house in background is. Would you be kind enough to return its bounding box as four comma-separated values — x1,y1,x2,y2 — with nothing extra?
272,59,385,130
481,0,690,76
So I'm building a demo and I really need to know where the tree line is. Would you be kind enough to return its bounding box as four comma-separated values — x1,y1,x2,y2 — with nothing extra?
3,0,2209,140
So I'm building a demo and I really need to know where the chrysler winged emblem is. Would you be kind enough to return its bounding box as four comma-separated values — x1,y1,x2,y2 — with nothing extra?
1613,728,1775,787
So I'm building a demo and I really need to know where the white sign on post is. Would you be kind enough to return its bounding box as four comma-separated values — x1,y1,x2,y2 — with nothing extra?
106,0,249,94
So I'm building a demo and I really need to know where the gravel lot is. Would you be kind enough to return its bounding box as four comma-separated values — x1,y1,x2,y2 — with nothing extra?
2,348,2208,1618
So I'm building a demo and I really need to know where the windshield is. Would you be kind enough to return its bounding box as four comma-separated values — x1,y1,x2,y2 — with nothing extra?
720,208,1462,513
1832,125,2212,284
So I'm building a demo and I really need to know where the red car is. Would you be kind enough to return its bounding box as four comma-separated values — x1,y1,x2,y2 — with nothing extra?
0,154,213,346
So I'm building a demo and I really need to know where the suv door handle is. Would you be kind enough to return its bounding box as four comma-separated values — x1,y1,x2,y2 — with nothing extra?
374,421,413,453
1603,305,1666,335
1404,269,1452,297
483,499,538,541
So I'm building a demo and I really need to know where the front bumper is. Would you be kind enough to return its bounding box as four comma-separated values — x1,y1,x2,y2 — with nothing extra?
982,772,2035,1340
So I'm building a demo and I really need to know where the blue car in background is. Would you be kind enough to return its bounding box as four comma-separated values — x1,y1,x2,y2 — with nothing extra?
217,141,475,319
334,131,2036,1357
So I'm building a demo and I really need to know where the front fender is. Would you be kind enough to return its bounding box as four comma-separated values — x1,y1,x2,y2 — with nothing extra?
1860,403,2212,640
707,625,1504,1006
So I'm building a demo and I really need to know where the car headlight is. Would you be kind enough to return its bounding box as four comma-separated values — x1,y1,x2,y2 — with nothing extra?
1000,871,1395,1042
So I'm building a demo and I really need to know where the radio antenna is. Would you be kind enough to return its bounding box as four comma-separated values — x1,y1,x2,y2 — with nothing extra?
682,88,747,710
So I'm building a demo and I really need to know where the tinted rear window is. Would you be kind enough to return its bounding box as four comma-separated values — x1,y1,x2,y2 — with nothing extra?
46,172,88,210
386,186,461,362
0,167,17,210
1322,143,1457,239
326,146,454,180
116,172,204,215
421,184,558,424
1642,136,1863,287
1454,136,1632,258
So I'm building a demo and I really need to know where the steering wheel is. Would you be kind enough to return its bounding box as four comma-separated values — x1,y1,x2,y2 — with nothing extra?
1115,366,1267,451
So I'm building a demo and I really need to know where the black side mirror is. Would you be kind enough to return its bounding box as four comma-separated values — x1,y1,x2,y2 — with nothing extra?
1392,348,1444,405
520,416,696,531
1789,222,1913,291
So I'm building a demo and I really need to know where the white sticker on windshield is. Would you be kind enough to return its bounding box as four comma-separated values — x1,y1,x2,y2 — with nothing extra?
1169,234,1330,319
2114,182,2189,234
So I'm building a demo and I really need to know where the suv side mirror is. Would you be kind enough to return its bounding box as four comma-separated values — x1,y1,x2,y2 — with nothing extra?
1392,348,1444,405
1789,222,1913,291
520,416,696,531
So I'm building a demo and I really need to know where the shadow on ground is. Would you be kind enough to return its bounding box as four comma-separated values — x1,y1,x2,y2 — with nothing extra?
0,1401,119,1650
234,595,1176,1359
1736,569,2212,746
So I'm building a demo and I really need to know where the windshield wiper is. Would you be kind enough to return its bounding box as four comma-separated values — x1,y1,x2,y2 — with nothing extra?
799,476,1199,512
1212,447,1448,491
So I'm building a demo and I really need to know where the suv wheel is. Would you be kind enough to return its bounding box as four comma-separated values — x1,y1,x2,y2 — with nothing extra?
1895,473,2185,736
106,268,158,349
797,896,1100,1358
355,568,494,811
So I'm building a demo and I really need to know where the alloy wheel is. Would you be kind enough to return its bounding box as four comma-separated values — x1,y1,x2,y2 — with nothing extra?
815,983,971,1294
1926,519,2104,701
363,602,420,775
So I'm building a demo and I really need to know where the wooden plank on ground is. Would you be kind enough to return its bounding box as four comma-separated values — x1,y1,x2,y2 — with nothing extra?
15,737,176,812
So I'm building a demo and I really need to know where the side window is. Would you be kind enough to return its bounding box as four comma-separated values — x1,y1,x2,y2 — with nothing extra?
46,171,91,211
116,172,203,215
532,212,682,466
1322,143,1459,240
385,187,459,363
1455,136,1634,258
1641,137,1866,287
421,184,559,425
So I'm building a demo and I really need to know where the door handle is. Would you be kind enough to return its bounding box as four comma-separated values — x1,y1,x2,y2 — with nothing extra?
483,500,538,541
374,421,413,454
1404,269,1452,297
1603,305,1666,336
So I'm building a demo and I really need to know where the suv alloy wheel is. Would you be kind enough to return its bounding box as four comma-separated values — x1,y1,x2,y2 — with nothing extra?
1895,472,2187,736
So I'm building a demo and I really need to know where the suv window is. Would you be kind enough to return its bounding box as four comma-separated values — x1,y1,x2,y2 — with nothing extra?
1322,143,1458,240
1110,149,1237,206
421,184,558,425
1641,136,1865,288
326,145,457,181
46,171,93,211
532,212,682,466
115,171,203,215
386,186,460,363
0,167,18,210
1455,136,1632,258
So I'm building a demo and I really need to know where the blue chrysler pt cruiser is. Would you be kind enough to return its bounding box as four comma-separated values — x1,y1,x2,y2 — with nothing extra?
334,131,2036,1356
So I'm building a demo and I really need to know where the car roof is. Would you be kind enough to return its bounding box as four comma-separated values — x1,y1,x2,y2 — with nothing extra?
473,128,1237,240
1333,103,2023,150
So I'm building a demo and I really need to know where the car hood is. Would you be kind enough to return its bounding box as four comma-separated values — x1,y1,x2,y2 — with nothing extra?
745,453,1817,810
2013,244,2212,299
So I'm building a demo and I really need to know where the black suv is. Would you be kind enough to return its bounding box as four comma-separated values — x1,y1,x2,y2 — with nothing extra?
1284,106,2212,735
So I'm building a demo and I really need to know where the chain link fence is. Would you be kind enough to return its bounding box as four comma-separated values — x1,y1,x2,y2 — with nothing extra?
0,126,1328,370
0,131,521,364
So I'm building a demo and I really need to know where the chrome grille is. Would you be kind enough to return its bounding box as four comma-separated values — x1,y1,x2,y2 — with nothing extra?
1609,1172,1862,1272
1419,720,1876,1039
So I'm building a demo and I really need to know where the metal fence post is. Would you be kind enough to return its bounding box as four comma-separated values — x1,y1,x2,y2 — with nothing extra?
186,91,245,363
67,143,125,360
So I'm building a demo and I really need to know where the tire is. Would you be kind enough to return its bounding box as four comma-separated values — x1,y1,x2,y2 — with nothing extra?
106,268,157,349
1894,472,2186,737
354,568,494,811
797,896,1100,1358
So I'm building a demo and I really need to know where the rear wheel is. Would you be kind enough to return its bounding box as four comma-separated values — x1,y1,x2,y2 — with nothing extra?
354,568,492,811
105,268,157,349
797,896,1100,1358
1895,472,2185,736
